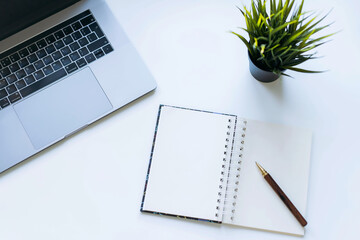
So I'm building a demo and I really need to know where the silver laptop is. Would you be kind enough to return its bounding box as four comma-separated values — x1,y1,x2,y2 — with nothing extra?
0,0,157,173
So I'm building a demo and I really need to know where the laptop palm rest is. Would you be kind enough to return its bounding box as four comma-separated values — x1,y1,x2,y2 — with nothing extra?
14,68,113,150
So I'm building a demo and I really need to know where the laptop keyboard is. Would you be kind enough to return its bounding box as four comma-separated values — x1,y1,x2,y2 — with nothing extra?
0,10,113,110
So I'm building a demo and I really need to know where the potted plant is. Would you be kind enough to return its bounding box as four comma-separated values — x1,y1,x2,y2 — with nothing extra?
232,0,335,82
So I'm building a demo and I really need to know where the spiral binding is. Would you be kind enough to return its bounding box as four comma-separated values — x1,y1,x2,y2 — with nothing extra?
215,117,235,220
222,119,247,222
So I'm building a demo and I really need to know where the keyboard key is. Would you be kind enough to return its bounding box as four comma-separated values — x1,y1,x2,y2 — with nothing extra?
18,58,30,68
54,40,65,49
76,58,87,68
6,84,17,94
72,31,82,40
94,49,105,59
103,44,113,54
19,48,30,58
15,69,26,79
0,79,8,88
43,55,54,65
43,66,54,75
70,52,80,61
28,44,38,53
45,35,56,44
80,26,91,36
63,35,74,45
0,67,11,78
70,42,80,51
0,98,10,108
72,21,82,31
15,80,26,90
36,49,47,59
8,92,21,103
10,53,20,63
45,44,56,54
0,12,108,103
60,46,71,56
85,53,96,63
28,54,38,63
52,61,62,71
78,37,89,47
60,56,71,66
34,70,45,80
54,30,65,40
25,65,36,75
36,39,47,49
0,89,7,99
9,62,20,73
24,75,36,85
65,63,78,74
80,15,95,26
34,60,45,70
63,26,74,35
0,13,110,106
87,33,97,42
20,69,67,98
89,22,104,38
87,37,109,52
52,51,62,61
78,47,89,57
6,74,17,84
1,58,11,68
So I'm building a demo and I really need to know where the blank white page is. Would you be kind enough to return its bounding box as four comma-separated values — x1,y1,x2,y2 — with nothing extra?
142,106,236,222
225,119,312,235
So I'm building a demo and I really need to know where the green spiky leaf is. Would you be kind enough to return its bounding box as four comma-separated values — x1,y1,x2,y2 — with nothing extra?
232,0,335,76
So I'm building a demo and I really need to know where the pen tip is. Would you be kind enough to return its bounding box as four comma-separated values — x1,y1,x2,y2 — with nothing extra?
255,161,267,176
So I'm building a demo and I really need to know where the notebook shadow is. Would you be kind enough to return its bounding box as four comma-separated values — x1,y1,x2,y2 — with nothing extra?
222,223,303,237
144,212,222,229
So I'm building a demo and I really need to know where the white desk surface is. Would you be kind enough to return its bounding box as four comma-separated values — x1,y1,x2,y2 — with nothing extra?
1,0,359,239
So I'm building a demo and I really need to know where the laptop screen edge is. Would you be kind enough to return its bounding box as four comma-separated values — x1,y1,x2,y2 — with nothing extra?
0,0,81,41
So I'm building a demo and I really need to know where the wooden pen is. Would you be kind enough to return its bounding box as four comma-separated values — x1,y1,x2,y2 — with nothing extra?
255,162,308,227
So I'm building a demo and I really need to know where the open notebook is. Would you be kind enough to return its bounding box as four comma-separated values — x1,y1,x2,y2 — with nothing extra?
141,105,312,236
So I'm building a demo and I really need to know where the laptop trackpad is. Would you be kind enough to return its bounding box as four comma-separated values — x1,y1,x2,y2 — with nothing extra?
14,68,113,149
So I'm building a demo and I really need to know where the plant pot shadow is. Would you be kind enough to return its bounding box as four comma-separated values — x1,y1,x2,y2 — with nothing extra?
247,69,284,102
259,76,284,101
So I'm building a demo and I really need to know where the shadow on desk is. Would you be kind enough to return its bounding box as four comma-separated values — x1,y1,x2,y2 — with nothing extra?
258,76,284,101
0,90,156,177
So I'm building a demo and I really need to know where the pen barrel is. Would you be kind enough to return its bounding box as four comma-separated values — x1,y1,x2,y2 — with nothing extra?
264,174,308,227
